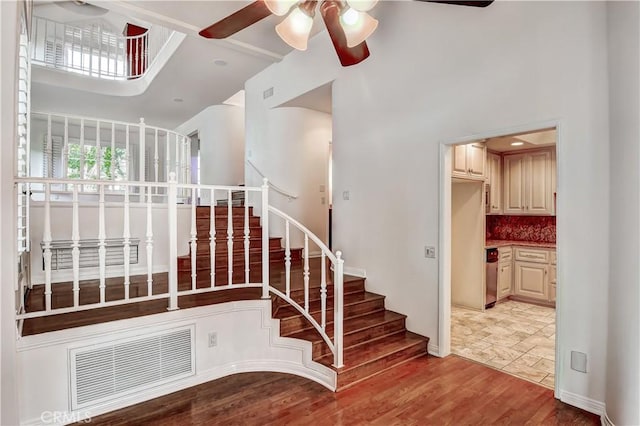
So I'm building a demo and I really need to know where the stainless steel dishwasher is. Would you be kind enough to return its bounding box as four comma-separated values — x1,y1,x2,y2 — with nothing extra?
485,248,498,309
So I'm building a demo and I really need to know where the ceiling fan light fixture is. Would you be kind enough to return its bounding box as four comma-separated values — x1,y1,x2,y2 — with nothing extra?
340,8,378,48
275,5,315,51
345,0,378,12
265,0,299,16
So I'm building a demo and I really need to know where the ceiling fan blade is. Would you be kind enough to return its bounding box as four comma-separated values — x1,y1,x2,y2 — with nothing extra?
416,0,494,7
320,1,370,67
199,1,272,39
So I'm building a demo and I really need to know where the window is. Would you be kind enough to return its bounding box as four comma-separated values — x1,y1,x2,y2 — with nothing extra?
66,144,127,181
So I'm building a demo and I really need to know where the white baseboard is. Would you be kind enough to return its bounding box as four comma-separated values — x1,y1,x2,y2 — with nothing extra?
344,266,366,278
559,389,606,416
601,410,614,426
427,342,440,357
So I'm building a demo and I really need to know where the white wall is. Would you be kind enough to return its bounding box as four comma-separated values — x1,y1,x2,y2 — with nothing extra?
0,1,20,424
29,203,192,284
176,105,244,202
246,1,610,409
246,107,331,249
606,1,640,424
16,300,335,425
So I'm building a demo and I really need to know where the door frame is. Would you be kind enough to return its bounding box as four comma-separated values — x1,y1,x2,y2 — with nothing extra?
438,119,562,398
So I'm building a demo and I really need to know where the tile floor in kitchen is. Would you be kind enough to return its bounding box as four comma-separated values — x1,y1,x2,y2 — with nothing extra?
451,300,556,389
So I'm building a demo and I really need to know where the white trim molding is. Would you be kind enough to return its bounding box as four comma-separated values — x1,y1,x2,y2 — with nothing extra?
427,342,440,357
601,410,614,426
344,266,366,278
559,389,606,416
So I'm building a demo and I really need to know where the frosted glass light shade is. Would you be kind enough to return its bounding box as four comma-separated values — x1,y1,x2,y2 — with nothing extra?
346,0,378,12
340,9,378,48
275,7,314,50
265,0,298,16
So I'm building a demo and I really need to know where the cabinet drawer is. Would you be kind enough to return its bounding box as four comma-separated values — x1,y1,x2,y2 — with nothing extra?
550,251,557,265
498,247,512,261
515,247,549,263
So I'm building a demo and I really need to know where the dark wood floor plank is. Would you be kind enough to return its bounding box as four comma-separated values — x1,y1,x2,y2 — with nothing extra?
85,356,599,426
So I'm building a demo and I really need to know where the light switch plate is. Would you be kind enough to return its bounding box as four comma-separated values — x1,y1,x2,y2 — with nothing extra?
342,191,350,200
424,246,436,258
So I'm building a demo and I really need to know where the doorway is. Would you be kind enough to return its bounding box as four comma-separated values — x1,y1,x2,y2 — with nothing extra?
440,122,560,394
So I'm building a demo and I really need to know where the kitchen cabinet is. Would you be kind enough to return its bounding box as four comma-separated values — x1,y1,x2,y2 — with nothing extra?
486,152,502,214
452,143,486,180
514,261,549,300
503,149,554,215
498,249,512,300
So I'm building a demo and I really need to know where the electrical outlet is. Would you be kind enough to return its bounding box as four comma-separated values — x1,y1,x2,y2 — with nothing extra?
342,191,350,200
208,332,217,348
321,196,326,205
424,246,436,258
319,184,326,193
571,351,587,373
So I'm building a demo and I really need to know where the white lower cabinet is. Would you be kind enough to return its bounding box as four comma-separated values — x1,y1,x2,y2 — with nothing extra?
514,261,549,300
498,261,512,300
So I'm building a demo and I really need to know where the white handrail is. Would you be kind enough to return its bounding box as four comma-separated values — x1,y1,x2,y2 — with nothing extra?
246,159,298,200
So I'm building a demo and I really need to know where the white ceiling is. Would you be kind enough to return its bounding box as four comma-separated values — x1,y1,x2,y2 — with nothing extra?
485,129,556,152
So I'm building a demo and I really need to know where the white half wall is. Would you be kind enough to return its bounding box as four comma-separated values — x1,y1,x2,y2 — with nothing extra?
245,0,610,410
606,1,640,424
16,300,336,425
246,107,331,249
176,105,245,202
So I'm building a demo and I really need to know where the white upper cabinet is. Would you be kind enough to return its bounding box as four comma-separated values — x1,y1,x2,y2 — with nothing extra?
503,148,554,215
486,152,502,214
452,143,486,180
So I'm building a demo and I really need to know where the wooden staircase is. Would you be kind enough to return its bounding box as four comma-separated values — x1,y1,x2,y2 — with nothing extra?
178,203,429,391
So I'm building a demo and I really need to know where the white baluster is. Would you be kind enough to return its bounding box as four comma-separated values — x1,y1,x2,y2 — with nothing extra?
174,132,179,182
110,122,115,181
123,185,131,299
80,119,85,182
261,178,269,299
146,186,153,297
165,132,171,184
210,188,216,287
62,117,68,178
167,173,178,310
190,187,197,291
71,185,80,307
139,118,146,202
285,221,291,298
154,128,159,186
125,124,130,181
321,252,327,330
42,183,52,311
227,190,233,286
98,184,106,304
333,251,345,368
46,114,52,178
304,234,309,313
96,120,101,179
185,136,191,185
244,189,249,283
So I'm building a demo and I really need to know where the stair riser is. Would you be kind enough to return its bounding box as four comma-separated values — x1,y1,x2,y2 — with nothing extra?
197,219,262,231
196,206,254,218
271,279,366,311
190,238,282,255
336,341,428,390
177,249,304,272
311,319,407,359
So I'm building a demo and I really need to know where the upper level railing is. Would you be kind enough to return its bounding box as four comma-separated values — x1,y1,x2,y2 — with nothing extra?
31,16,174,80
31,111,192,195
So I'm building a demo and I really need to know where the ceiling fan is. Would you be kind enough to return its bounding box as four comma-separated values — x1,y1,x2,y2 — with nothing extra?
199,0,493,67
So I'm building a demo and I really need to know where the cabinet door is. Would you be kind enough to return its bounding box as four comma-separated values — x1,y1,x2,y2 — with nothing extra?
452,145,468,177
527,150,553,214
498,261,512,299
514,261,548,300
487,153,502,214
503,154,525,214
467,143,486,179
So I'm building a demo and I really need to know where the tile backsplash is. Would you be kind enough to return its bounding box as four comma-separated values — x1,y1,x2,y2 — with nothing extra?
486,215,556,243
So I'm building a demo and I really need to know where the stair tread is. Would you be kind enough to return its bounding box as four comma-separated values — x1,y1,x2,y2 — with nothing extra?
274,291,384,320
318,331,427,371
284,310,406,341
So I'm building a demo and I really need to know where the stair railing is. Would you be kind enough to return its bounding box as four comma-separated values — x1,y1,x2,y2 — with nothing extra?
14,174,344,368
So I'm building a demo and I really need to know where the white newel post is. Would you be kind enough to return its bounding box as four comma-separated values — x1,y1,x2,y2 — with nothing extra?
71,185,80,307
190,187,197,291
42,183,52,311
167,173,179,310
261,178,269,299
334,251,345,368
98,184,106,304
139,117,146,202
123,185,131,299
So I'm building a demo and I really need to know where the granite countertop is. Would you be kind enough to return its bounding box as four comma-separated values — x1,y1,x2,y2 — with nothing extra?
485,239,556,249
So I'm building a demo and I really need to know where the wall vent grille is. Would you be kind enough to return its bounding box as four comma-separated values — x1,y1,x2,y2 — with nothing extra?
70,326,195,410
42,238,139,270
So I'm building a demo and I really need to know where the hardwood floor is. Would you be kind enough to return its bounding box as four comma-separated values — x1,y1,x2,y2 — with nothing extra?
86,355,599,426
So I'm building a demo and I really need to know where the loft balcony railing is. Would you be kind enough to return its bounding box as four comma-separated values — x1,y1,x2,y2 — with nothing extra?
31,16,174,80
